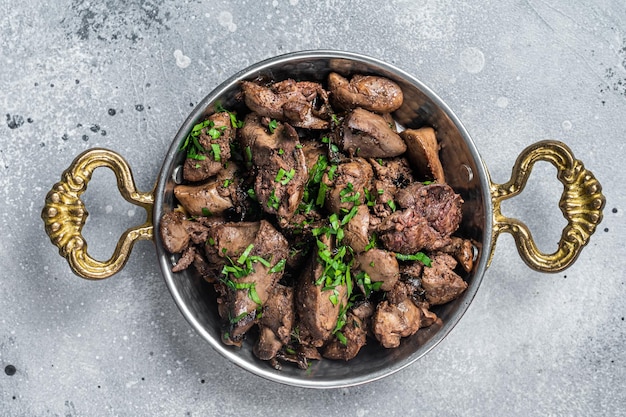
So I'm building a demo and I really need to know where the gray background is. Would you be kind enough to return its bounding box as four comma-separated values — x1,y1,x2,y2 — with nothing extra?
1,0,624,416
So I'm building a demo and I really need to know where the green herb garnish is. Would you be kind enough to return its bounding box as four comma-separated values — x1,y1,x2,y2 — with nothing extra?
211,143,221,162
268,119,278,133
215,102,244,128
267,189,280,210
268,259,286,274
395,251,432,266
275,168,296,185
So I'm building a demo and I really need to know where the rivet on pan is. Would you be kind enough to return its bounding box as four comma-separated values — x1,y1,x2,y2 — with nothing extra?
461,164,474,182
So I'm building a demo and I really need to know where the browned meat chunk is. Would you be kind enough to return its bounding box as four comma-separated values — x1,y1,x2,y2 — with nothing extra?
419,307,438,327
328,72,403,113
400,127,445,183
183,112,235,182
322,312,367,361
368,157,415,224
385,280,414,305
342,204,370,253
300,139,327,172
174,177,237,218
241,79,330,129
355,248,399,292
381,183,463,253
378,207,449,253
372,299,422,348
239,113,308,221
160,210,211,252
191,249,220,283
321,157,373,214
275,344,322,370
399,261,424,282
160,210,192,254
351,300,375,322
421,254,467,305
341,108,407,158
438,237,475,272
369,157,415,192
205,222,260,268
254,284,295,361
295,236,349,347
171,246,197,273
210,220,289,343
413,183,463,236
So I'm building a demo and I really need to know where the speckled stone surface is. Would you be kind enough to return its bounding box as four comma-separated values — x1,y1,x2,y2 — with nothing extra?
1,0,625,415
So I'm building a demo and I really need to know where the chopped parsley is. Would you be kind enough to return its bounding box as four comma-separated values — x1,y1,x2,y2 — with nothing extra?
244,146,253,169
246,188,257,201
211,143,221,162
315,182,327,206
395,251,432,266
355,271,383,298
327,164,338,181
268,119,278,133
267,189,280,210
220,244,285,307
275,168,296,185
268,259,286,274
180,110,236,162
340,182,361,204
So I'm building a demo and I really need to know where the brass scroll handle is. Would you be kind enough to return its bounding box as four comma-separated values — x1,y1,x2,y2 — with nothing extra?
490,140,605,272
41,149,154,280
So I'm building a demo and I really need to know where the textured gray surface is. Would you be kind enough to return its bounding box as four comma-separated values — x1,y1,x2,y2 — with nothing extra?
1,0,624,415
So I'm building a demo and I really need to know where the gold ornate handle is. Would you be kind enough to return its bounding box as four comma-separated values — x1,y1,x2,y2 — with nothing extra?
41,148,154,280
490,140,605,272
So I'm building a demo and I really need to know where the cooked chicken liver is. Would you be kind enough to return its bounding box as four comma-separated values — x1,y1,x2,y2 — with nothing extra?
322,312,367,361
183,111,235,182
241,79,330,129
341,108,407,158
254,284,295,361
174,178,237,218
400,127,445,183
421,254,468,305
210,220,289,342
239,113,308,221
328,72,403,113
372,299,422,349
355,248,400,292
322,157,373,214
162,71,473,367
295,235,349,347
